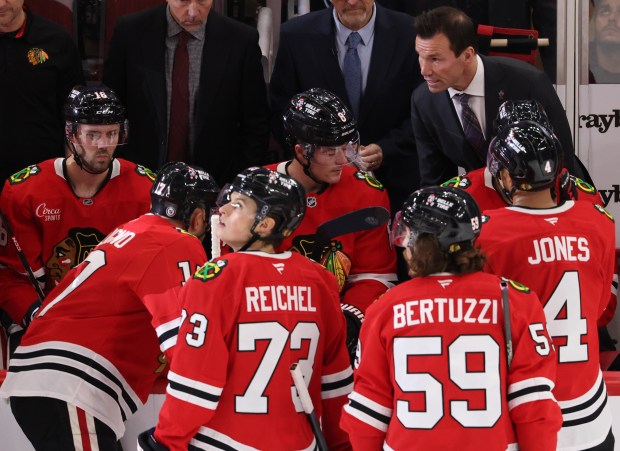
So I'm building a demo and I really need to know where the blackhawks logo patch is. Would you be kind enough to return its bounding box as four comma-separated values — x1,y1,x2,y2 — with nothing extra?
194,260,227,282
501,277,530,294
136,165,157,182
573,177,596,195
354,170,384,190
27,48,49,65
594,204,615,222
440,175,471,189
9,164,41,185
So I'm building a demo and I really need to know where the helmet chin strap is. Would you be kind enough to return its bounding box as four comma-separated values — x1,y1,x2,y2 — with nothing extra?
493,176,516,205
295,153,327,189
68,141,112,175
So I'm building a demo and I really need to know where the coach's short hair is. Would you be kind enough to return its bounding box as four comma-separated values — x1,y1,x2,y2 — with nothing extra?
415,6,477,56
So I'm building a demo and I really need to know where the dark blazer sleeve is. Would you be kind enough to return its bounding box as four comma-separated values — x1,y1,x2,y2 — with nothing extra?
411,87,459,187
269,21,309,151
102,16,128,101
235,27,271,167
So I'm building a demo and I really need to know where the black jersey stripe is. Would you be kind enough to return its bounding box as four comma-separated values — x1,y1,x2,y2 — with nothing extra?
192,432,240,451
349,398,391,425
168,380,220,403
158,326,179,345
11,348,138,413
561,377,605,415
9,363,134,420
322,373,354,392
563,394,608,427
507,383,553,401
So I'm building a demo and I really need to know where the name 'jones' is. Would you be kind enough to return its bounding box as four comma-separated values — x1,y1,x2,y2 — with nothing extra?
527,236,589,265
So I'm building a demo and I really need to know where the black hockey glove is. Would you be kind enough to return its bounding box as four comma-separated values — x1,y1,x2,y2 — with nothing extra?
138,428,169,451
341,303,364,367
22,300,42,328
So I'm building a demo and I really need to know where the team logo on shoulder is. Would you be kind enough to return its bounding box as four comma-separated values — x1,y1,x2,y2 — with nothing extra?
500,277,530,294
440,175,471,189
573,177,596,194
136,165,157,182
194,260,227,282
27,48,49,66
174,227,196,237
594,204,615,222
481,214,490,224
354,170,384,191
9,164,41,185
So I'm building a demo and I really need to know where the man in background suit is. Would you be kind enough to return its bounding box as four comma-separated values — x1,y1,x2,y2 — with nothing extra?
411,6,577,187
103,0,270,187
269,0,422,213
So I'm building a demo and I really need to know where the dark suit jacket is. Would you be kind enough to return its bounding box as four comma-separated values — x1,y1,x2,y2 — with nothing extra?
102,5,270,186
411,55,576,187
269,5,423,212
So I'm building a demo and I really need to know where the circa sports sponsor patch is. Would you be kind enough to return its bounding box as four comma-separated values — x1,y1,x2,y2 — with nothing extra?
193,259,227,282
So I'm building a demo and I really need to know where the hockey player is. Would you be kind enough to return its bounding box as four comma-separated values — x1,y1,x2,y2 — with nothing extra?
441,100,617,330
0,162,220,450
477,121,616,450
340,186,562,451
0,85,153,335
266,88,397,360
441,99,601,211
140,167,353,451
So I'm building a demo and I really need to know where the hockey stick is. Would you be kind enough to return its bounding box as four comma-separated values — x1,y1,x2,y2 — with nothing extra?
500,281,513,368
310,206,390,261
290,363,328,451
0,209,45,303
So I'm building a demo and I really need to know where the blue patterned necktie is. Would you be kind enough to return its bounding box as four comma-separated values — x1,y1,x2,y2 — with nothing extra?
458,93,487,161
343,31,362,117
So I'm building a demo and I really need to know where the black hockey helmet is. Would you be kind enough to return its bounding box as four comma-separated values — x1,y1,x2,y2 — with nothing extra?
283,88,359,154
487,120,561,193
392,186,482,254
217,167,306,239
64,85,128,144
493,99,552,134
151,162,220,229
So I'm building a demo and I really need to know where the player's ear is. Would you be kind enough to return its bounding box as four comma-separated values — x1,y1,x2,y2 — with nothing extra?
188,207,207,238
499,169,513,191
255,216,276,237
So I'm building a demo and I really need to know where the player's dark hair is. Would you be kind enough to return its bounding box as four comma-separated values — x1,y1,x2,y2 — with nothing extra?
415,6,477,56
406,234,485,277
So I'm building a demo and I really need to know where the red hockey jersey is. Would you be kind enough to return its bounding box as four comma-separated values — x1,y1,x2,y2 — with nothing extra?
340,272,562,451
266,163,397,312
441,167,603,212
0,158,153,321
0,214,207,439
441,168,616,326
155,251,354,451
477,201,616,450
440,168,506,211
